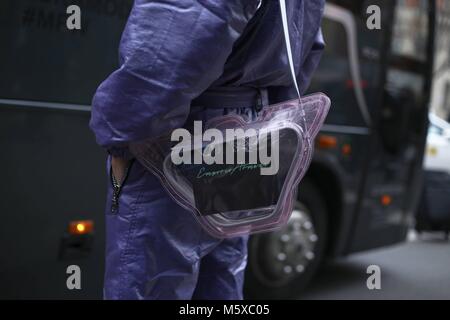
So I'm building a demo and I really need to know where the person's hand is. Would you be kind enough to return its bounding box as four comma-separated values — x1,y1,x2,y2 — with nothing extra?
111,156,130,185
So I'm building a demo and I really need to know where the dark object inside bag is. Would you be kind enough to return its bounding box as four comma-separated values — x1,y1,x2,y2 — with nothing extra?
175,128,299,215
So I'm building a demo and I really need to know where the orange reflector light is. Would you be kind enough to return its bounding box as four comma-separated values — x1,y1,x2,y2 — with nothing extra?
69,220,94,235
342,144,352,156
317,135,337,149
381,195,392,206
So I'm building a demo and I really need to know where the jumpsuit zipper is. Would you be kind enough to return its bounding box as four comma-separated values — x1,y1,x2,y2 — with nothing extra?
110,159,134,214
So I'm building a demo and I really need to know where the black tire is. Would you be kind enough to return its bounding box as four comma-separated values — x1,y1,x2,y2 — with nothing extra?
244,179,328,299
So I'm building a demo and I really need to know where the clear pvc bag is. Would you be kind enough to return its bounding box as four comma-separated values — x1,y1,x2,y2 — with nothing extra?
129,0,330,238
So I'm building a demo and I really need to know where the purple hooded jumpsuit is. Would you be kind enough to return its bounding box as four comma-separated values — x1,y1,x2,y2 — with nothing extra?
90,0,325,299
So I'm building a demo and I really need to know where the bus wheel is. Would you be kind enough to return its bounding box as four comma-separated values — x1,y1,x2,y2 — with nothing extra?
244,180,328,299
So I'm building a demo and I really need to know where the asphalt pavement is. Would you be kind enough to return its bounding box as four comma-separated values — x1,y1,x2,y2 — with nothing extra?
299,232,450,300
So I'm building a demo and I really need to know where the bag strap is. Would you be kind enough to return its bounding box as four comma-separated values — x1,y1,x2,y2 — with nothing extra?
279,0,301,100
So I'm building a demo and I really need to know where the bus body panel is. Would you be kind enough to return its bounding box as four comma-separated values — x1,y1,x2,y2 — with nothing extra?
0,105,105,299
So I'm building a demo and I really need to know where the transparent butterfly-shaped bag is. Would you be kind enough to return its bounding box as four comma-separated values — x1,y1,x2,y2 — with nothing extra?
130,0,330,238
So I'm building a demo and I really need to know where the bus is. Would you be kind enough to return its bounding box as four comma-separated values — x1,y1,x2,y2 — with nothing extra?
245,0,436,298
0,0,436,299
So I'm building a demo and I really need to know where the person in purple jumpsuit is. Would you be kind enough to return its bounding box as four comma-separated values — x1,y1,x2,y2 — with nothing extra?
90,0,325,300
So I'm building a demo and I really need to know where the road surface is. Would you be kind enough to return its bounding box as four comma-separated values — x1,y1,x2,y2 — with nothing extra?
300,232,450,300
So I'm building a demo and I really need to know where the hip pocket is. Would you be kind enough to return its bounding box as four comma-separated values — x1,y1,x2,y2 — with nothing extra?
109,159,135,215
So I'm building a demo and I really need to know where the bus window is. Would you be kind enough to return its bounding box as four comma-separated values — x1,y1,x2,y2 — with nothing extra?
430,0,450,121
0,0,132,105
391,0,429,63
380,0,431,153
387,0,430,94
308,19,366,127
308,1,386,128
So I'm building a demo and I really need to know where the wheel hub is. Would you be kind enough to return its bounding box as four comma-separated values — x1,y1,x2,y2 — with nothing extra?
253,202,318,287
